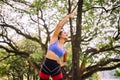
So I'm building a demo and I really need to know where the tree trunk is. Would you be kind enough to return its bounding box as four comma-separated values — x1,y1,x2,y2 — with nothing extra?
12,74,15,80
72,0,83,80
27,73,30,80
19,75,23,80
27,65,30,80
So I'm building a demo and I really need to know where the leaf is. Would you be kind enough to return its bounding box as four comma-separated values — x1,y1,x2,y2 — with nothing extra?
110,0,116,3
114,69,120,77
99,0,105,5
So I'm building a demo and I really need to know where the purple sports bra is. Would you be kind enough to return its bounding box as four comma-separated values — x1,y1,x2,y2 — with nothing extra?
48,40,66,58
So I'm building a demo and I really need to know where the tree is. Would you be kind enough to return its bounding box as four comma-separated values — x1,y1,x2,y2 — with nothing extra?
0,0,120,80
0,38,43,80
71,0,120,80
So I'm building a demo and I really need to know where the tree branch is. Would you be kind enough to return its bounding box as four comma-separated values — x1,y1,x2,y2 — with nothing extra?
86,58,120,71
28,59,40,72
81,30,97,42
0,23,46,50
2,0,29,13
89,45,120,57
12,0,32,6
84,44,120,57
83,5,120,13
0,54,14,62
82,62,120,80
0,45,29,58
114,13,120,40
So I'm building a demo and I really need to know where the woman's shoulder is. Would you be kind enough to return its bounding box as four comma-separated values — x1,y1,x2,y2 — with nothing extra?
49,39,58,45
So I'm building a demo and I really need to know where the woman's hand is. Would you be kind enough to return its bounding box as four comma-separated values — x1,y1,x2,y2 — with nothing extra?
60,62,67,67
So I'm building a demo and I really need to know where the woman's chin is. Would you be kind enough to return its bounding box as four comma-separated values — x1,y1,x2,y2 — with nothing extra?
65,38,68,41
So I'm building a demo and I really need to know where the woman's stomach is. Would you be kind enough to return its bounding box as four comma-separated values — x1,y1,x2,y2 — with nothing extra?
46,50,61,64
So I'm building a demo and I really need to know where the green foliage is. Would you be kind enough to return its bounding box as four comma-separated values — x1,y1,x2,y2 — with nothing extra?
29,0,67,16
31,0,47,9
12,0,25,3
17,38,44,62
83,24,93,31
99,0,105,5
0,1,4,4
64,42,72,69
50,0,67,13
29,0,48,14
114,68,120,78
110,0,117,3
0,53,27,78
83,0,93,10
88,72,101,80
0,38,43,79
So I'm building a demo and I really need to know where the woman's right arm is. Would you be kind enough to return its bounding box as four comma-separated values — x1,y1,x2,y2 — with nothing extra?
50,11,77,43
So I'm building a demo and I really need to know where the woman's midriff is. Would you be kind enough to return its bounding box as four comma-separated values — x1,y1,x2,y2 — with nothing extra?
46,50,61,64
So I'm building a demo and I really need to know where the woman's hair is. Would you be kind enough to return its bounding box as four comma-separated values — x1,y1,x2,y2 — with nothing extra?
58,31,63,40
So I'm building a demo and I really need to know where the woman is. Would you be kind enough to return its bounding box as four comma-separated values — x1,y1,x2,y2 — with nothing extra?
39,12,76,80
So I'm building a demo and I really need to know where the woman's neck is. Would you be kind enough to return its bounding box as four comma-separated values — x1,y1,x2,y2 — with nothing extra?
59,39,65,45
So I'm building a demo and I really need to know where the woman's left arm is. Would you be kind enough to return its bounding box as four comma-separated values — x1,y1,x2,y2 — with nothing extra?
60,50,68,67
63,50,68,62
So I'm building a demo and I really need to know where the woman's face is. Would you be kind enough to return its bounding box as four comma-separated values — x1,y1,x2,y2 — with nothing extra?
59,31,68,40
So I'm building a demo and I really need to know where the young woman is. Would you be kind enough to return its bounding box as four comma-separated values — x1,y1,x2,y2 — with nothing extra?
39,12,76,80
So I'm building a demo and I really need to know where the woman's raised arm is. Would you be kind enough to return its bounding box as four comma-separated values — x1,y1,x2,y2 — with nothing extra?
50,11,77,43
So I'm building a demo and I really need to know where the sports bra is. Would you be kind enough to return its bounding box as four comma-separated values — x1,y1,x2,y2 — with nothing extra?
48,40,66,58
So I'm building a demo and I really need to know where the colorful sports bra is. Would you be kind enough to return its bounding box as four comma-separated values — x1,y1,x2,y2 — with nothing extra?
48,40,66,58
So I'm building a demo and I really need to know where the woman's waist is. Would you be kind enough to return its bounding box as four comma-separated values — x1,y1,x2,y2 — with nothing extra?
46,50,60,64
